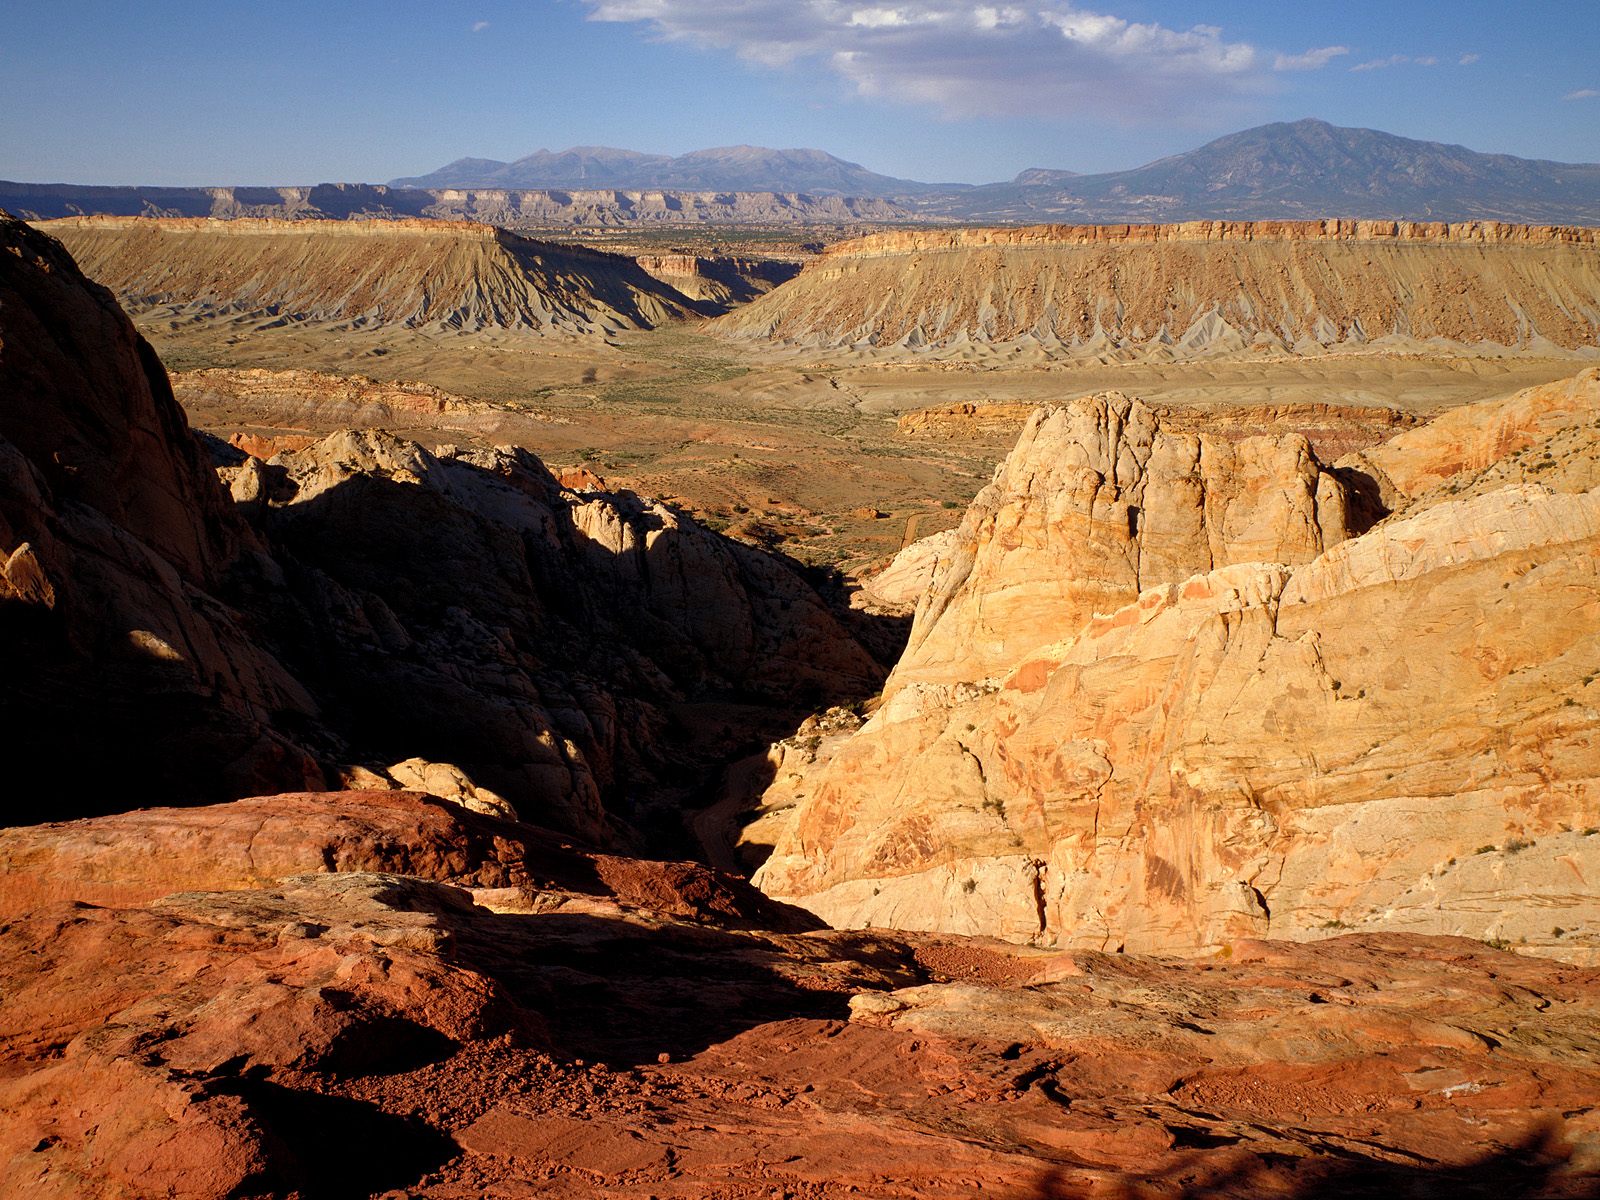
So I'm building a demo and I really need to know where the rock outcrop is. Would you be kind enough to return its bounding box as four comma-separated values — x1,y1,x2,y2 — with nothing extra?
227,427,882,841
754,374,1600,961
0,214,884,835
716,219,1600,354
633,253,800,312
0,213,324,814
34,216,701,333
3,792,1598,1198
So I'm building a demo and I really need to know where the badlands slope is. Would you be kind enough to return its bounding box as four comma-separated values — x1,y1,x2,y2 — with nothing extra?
35,215,700,334
716,220,1600,357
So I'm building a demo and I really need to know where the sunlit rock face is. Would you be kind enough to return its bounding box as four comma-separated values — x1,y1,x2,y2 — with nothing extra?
755,373,1600,963
715,220,1600,354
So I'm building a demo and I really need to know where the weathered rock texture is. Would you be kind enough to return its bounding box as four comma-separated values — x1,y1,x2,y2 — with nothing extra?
2,793,1597,1198
717,220,1600,354
228,427,882,841
34,216,700,332
755,373,1600,961
0,214,883,834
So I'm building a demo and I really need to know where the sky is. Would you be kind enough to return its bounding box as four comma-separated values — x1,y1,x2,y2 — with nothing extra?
2,1,1598,186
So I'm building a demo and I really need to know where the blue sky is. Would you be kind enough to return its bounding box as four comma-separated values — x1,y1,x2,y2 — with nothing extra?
2,1,1597,186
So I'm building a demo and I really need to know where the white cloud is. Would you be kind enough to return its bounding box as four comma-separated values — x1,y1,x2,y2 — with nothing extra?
1350,52,1443,72
1565,88,1599,101
1458,52,1480,66
1273,45,1348,72
582,1,1268,120
471,19,490,32
1351,54,1408,72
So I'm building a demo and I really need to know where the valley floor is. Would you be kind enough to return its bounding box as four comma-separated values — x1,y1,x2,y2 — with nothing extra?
137,308,1589,574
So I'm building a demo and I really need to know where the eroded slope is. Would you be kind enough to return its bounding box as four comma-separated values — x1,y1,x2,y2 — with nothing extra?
717,220,1600,356
34,215,700,333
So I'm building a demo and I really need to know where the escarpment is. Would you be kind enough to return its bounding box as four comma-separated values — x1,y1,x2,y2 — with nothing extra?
34,215,701,332
754,370,1600,961
715,219,1600,354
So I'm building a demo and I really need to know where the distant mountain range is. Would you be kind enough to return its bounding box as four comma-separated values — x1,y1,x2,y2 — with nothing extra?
390,145,958,197
919,119,1600,224
7,120,1599,228
391,120,1600,225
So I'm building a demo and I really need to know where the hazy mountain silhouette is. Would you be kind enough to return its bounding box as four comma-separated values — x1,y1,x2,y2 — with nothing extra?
921,119,1600,223
391,144,959,196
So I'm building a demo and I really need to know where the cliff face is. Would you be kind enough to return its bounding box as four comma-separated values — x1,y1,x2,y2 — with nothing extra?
714,220,1600,353
633,253,800,310
0,214,325,810
34,216,701,332
753,371,1600,962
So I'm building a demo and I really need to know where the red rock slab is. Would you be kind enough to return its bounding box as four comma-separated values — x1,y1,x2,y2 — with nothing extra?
0,789,808,930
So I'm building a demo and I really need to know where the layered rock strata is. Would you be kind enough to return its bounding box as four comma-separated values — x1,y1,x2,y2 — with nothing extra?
715,219,1600,353
755,373,1600,961
34,216,701,332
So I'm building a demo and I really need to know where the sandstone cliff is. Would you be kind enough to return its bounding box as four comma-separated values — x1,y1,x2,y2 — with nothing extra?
0,214,325,812
715,220,1600,355
633,253,800,311
34,216,702,333
754,372,1600,961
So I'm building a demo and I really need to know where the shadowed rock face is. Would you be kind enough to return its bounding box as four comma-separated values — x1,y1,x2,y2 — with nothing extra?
2,793,1598,1198
224,429,885,842
0,214,886,835
0,213,326,810
754,375,1600,961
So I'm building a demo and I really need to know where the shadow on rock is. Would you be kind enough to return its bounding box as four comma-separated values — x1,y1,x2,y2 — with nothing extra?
1030,1122,1600,1200
438,906,878,1066
229,1078,459,1198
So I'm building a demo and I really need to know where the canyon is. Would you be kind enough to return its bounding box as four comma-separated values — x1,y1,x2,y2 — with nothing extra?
2,198,1599,1198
